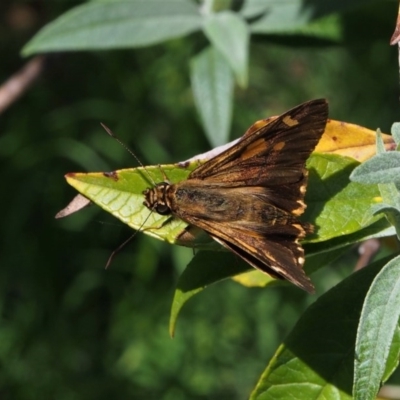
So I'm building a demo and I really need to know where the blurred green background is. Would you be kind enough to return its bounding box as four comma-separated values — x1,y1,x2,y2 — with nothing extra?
1,1,399,399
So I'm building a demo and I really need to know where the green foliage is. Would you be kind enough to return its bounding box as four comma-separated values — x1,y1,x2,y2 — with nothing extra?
353,256,400,400
21,0,202,53
391,123,400,145
190,47,234,147
203,11,249,87
22,0,378,154
169,251,253,337
65,151,391,343
250,255,399,400
305,154,381,241
351,152,400,184
348,126,400,399
66,165,196,243
2,0,399,399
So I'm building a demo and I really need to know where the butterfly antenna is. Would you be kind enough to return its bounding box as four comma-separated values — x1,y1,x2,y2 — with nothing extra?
157,164,170,182
105,232,136,270
105,210,155,269
100,122,156,186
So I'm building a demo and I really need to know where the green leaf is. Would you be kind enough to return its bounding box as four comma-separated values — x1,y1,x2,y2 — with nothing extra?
349,130,400,238
190,46,234,147
375,129,386,155
293,13,342,40
169,251,251,337
244,0,370,35
253,13,342,43
203,11,249,87
375,131,400,237
65,164,198,245
382,326,400,383
304,219,394,261
353,255,400,400
245,1,311,33
350,131,400,237
306,154,381,242
371,203,400,240
350,152,400,184
22,0,202,55
240,1,269,19
391,123,400,146
250,256,391,400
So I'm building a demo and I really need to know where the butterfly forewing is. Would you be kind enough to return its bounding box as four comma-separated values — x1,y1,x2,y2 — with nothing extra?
189,98,328,187
144,99,328,293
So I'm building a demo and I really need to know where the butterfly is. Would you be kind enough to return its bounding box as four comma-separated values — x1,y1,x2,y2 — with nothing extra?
143,99,328,293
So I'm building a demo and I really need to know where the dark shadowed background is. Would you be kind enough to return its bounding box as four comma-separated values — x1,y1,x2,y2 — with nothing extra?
0,1,399,399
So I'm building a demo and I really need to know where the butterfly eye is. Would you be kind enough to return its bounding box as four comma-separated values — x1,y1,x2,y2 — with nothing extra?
155,203,171,215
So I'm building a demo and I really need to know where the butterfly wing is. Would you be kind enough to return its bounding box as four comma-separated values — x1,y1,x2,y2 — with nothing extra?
189,99,328,187
171,184,314,292
209,222,313,293
179,99,328,292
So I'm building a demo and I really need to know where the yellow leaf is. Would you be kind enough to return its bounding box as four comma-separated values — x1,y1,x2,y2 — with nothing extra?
316,120,395,162
245,116,394,162
232,270,275,287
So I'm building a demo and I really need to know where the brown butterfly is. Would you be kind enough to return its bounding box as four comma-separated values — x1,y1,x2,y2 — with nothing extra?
143,99,328,293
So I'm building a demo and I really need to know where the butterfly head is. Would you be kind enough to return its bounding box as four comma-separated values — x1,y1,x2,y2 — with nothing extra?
143,182,172,215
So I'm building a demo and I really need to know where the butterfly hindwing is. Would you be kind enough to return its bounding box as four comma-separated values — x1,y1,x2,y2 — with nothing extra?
170,184,314,292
